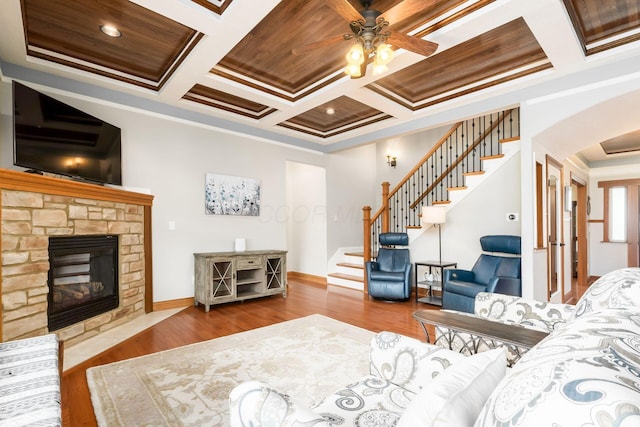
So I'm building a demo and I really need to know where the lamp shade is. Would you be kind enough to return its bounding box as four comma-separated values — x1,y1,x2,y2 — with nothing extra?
375,43,394,65
344,63,362,77
346,43,365,65
422,206,446,225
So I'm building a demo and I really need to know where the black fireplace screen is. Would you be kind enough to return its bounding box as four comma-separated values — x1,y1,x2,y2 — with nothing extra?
48,235,119,331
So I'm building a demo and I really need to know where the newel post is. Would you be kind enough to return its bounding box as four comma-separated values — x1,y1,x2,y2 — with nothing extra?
362,206,371,294
362,206,372,265
381,182,390,233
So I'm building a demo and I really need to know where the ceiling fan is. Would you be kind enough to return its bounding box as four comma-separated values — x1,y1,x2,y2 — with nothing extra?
292,0,438,78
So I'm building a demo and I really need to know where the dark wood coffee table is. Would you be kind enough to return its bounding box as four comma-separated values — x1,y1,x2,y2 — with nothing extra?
413,309,549,365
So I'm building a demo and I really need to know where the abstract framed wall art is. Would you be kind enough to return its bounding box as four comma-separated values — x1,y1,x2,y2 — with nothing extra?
205,173,261,216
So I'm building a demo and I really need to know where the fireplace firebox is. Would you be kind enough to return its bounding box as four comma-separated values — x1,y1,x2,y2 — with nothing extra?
47,235,119,331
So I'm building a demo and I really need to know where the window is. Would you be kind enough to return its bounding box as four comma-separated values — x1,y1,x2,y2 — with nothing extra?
598,178,640,266
608,186,627,242
598,179,640,243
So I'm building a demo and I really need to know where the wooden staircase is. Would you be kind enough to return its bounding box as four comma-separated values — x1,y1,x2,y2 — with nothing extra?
327,252,365,289
327,108,521,291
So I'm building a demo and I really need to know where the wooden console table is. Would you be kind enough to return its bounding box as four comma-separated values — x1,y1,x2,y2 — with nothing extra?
194,250,287,311
413,309,549,365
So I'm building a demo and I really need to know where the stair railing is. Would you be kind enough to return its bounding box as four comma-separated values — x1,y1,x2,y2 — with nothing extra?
362,108,519,268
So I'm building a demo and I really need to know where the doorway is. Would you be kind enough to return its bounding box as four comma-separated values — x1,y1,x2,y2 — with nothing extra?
570,175,588,291
546,156,564,302
285,161,327,277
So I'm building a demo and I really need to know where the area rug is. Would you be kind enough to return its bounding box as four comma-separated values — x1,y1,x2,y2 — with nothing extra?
86,314,375,426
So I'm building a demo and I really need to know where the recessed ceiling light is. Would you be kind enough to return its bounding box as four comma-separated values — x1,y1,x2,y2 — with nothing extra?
100,25,122,38
326,107,335,115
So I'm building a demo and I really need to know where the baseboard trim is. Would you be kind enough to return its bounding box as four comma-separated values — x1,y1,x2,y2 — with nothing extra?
153,297,194,311
151,275,330,310
288,271,327,286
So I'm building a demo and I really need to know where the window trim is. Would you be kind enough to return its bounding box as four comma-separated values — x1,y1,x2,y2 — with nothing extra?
598,178,640,243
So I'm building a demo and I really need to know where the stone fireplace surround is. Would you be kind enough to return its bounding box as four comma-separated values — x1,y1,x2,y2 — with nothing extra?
0,169,153,347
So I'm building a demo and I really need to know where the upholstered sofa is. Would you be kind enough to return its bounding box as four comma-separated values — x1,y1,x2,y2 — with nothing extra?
437,291,577,365
477,267,640,426
0,334,62,426
229,332,504,426
229,267,640,426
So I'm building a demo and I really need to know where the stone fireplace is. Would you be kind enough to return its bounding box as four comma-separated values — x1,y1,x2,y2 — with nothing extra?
0,169,153,347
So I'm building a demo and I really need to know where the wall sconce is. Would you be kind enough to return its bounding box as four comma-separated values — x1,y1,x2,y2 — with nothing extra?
386,155,397,168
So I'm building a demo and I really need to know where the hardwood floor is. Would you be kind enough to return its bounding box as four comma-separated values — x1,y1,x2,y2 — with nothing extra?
62,278,436,426
62,274,598,425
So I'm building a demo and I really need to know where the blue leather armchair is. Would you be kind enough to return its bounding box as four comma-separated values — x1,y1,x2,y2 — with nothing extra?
366,232,412,301
442,235,521,313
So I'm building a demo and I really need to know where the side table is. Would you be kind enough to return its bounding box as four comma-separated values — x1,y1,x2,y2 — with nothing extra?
414,260,457,305
413,309,549,366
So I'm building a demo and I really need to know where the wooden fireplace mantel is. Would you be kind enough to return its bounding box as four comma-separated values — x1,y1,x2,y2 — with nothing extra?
0,168,155,341
0,169,153,207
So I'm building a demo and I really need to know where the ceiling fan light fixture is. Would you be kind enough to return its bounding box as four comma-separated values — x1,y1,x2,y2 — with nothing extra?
345,63,362,77
372,61,388,75
375,43,394,65
346,43,365,65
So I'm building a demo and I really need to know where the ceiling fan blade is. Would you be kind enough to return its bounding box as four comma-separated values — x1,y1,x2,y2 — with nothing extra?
387,32,438,57
382,0,432,26
291,34,347,55
326,0,363,23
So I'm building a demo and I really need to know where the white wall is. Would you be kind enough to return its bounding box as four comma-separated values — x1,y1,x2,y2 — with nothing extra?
324,144,377,258
0,80,376,302
411,154,522,270
374,125,450,208
5,72,640,303
369,121,521,277
521,72,640,299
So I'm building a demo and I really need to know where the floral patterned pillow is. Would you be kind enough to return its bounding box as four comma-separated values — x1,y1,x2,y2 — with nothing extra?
369,332,464,394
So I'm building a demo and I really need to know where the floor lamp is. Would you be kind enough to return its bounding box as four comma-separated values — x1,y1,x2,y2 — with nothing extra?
421,206,447,267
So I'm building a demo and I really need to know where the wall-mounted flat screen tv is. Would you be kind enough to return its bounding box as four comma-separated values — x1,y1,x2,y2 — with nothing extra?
12,81,122,185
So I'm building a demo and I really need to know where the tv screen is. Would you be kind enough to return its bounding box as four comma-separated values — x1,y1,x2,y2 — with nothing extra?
12,81,122,185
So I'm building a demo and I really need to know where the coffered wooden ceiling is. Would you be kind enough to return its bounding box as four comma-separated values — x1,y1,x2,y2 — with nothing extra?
1,0,639,151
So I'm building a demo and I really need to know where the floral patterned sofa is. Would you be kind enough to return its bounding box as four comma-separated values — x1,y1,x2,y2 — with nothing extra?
229,268,640,426
476,267,640,426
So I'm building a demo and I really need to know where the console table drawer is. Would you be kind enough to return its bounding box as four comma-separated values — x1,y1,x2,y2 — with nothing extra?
236,256,263,270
